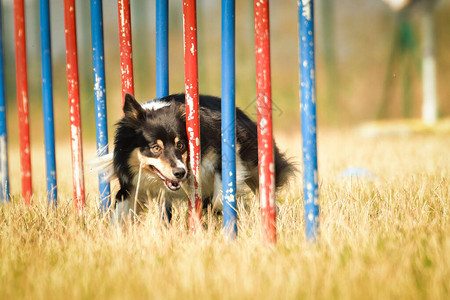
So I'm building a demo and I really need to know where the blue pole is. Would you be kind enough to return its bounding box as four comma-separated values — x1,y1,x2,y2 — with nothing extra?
298,0,319,240
39,0,57,205
156,0,171,221
91,0,110,210
0,2,9,204
221,0,237,238
156,0,168,99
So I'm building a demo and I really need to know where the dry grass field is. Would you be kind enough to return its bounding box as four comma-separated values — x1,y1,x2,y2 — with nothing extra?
1,129,449,299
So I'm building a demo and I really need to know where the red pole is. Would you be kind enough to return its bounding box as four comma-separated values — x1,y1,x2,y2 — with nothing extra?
183,0,202,232
64,0,85,209
254,0,276,244
117,0,134,100
13,0,32,203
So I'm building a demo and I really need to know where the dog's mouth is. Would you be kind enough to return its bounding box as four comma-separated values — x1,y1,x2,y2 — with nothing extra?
150,166,183,191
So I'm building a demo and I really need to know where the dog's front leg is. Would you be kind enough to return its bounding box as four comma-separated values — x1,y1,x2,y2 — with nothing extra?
159,191,173,225
112,198,133,224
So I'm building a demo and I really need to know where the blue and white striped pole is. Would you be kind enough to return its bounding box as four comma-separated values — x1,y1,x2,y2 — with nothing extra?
156,0,169,99
0,2,9,204
221,0,237,238
39,0,57,205
91,0,111,211
298,0,319,240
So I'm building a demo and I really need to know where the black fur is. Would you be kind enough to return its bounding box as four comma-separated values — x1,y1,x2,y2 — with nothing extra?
113,93,293,216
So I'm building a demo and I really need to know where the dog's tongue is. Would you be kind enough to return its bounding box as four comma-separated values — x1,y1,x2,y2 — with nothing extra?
166,179,181,191
150,166,181,191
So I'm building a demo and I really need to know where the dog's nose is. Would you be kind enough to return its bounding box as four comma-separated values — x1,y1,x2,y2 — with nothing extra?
173,168,186,179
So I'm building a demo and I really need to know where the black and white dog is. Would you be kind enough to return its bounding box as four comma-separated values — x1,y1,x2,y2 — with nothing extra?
96,93,293,221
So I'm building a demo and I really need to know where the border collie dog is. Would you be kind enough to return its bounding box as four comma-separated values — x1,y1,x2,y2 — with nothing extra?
100,93,293,221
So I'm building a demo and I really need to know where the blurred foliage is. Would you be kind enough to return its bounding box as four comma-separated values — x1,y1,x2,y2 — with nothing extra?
377,11,420,119
0,0,449,147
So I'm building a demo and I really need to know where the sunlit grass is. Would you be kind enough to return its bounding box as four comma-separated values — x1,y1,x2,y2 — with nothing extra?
1,130,449,299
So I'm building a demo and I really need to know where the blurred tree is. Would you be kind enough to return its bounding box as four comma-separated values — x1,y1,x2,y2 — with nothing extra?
377,8,418,119
379,0,439,124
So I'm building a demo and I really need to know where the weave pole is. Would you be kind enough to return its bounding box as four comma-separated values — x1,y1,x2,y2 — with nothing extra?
91,0,110,209
117,0,134,100
156,0,171,221
254,0,276,244
64,0,85,209
221,0,237,238
14,0,32,203
298,0,319,240
183,0,202,232
0,3,9,204
156,0,169,99
91,0,111,211
39,0,57,205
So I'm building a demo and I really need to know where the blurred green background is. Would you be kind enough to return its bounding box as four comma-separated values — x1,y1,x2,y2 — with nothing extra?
1,0,449,146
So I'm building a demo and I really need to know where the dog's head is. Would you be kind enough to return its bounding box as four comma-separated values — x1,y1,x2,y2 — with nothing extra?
121,93,188,192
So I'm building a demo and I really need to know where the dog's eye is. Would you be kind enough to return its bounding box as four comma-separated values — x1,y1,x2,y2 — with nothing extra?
176,141,185,151
151,145,162,153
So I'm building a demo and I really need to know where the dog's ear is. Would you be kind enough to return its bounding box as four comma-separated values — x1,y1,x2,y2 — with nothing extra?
123,93,145,121
177,103,186,121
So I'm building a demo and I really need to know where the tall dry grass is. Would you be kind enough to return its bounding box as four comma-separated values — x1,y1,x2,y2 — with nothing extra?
1,130,449,299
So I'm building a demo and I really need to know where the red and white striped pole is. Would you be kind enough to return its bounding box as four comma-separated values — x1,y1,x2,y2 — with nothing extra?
254,0,276,244
13,0,32,203
63,0,85,209
183,0,202,232
117,0,134,100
